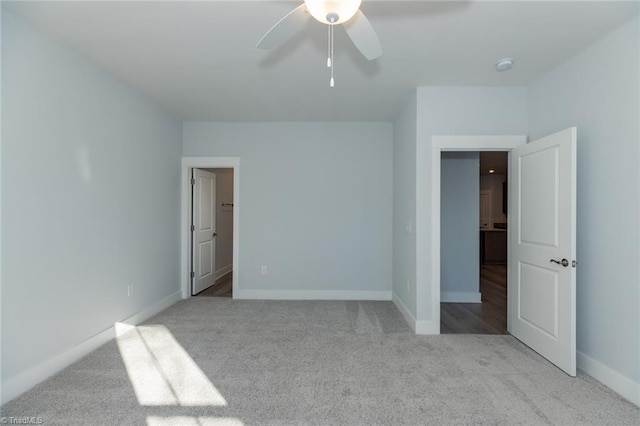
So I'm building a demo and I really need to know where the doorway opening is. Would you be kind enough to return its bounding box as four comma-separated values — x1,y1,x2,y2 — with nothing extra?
181,157,240,300
437,149,510,334
430,131,576,374
192,168,234,298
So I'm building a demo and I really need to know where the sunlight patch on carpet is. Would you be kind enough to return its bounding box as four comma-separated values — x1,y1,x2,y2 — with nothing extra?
146,416,243,426
116,323,227,407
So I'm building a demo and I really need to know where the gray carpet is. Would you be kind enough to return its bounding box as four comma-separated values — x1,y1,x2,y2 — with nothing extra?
2,299,638,425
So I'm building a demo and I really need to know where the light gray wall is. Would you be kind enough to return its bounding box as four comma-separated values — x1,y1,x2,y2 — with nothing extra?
392,93,418,315
183,122,393,296
440,152,479,299
415,86,529,321
528,16,639,384
1,12,182,383
205,168,234,275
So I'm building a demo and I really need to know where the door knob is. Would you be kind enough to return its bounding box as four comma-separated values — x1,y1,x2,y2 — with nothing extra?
550,258,569,267
212,232,218,238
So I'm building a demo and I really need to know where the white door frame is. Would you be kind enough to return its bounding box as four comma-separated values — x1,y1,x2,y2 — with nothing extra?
428,135,526,333
181,157,240,299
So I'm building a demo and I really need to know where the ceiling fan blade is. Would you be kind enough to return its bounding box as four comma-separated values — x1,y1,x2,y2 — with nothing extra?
256,3,309,50
343,10,382,60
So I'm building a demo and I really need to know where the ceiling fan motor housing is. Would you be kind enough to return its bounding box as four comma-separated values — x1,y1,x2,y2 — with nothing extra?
304,0,362,25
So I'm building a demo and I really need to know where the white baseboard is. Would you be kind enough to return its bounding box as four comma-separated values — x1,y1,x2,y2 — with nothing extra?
392,292,440,335
1,290,182,405
392,292,417,332
441,291,482,303
415,320,440,335
215,264,233,281
577,351,639,407
234,289,392,301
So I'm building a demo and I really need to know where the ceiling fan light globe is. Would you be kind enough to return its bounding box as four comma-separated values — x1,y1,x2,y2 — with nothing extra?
304,0,362,25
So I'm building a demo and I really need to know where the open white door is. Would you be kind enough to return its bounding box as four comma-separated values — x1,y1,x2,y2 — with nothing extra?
192,169,217,295
508,127,577,376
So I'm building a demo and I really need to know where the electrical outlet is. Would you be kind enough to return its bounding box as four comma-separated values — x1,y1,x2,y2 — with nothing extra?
260,266,268,275
406,280,410,292
127,285,133,297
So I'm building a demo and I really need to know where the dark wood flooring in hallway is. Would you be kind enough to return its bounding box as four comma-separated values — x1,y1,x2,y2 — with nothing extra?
440,264,507,334
195,273,232,297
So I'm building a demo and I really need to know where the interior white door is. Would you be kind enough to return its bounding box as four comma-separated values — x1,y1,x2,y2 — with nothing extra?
479,190,492,229
192,169,217,295
508,127,577,376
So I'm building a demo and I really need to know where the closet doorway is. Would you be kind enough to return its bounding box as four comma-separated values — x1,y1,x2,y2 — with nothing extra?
192,167,234,298
180,157,240,300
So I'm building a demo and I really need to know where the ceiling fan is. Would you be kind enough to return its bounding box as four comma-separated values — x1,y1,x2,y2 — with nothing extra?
256,0,382,86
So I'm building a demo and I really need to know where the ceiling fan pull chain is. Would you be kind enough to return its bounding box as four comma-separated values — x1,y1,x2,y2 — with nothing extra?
327,25,332,68
329,24,335,87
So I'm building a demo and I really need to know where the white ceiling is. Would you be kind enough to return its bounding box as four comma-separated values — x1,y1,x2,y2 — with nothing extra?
4,1,638,122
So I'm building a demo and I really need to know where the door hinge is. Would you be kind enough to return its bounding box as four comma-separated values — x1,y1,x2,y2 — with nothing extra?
191,178,195,186
191,224,195,232
190,271,195,279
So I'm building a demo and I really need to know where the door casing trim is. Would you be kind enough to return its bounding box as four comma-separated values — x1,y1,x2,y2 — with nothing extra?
181,157,240,299
423,135,526,334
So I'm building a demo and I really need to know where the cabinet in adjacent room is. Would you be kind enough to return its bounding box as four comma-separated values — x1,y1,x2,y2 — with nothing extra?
480,230,507,264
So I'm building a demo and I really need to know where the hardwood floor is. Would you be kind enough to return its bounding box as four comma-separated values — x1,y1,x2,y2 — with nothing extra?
440,264,507,334
197,266,505,328
195,273,232,297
